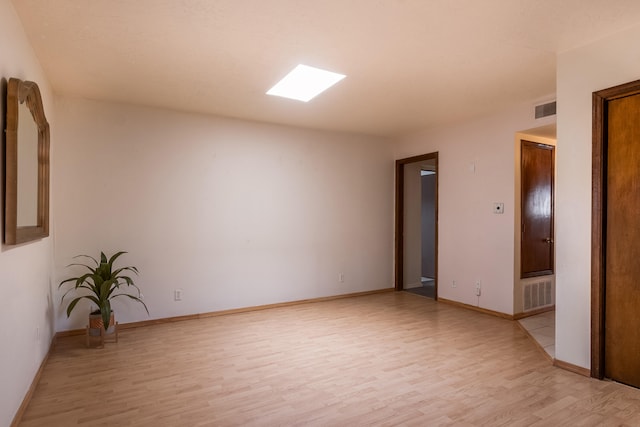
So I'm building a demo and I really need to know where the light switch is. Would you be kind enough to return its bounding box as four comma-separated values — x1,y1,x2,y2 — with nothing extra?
493,203,504,214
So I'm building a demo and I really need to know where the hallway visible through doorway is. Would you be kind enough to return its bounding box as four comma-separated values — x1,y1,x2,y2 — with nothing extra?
396,153,438,299
404,277,435,298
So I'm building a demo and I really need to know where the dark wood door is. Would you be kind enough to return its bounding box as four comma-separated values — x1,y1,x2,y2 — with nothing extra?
521,141,554,278
605,93,640,388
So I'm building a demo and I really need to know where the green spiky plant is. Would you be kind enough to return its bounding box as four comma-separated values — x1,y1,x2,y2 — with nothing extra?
59,251,148,330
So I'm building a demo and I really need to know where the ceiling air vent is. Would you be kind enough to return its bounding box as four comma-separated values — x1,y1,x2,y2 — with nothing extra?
535,101,556,119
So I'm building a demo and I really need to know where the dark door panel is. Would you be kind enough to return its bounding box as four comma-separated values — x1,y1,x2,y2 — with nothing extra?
605,93,640,388
521,141,554,278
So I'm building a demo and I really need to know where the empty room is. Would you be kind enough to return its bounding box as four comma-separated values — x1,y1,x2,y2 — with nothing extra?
3,1,640,425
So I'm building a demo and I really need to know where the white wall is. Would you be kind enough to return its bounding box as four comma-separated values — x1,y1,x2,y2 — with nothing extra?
52,97,395,331
395,103,555,315
0,1,55,425
556,23,640,369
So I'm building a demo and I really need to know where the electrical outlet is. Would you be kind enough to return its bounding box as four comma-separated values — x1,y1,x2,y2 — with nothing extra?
475,281,481,296
339,273,345,283
452,280,457,288
174,289,183,301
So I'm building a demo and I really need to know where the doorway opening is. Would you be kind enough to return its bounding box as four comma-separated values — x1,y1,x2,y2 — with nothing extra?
514,124,556,358
395,153,438,300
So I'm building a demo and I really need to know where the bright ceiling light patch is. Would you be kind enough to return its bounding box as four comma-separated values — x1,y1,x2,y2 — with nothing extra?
267,64,346,102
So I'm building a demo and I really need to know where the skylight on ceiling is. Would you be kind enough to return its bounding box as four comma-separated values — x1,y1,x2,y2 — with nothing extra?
266,64,346,102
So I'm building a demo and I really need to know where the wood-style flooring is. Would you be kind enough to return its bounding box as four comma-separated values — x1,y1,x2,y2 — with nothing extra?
18,292,640,426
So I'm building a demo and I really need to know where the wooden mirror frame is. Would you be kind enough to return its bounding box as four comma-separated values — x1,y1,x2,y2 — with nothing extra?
4,78,50,245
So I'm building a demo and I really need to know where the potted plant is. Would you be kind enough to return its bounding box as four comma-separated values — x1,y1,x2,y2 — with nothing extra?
59,251,148,336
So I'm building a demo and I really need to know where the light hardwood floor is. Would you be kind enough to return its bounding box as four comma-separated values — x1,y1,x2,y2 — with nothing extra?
18,292,640,426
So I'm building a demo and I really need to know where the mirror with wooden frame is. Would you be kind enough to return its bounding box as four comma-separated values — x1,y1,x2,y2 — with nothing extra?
4,78,50,245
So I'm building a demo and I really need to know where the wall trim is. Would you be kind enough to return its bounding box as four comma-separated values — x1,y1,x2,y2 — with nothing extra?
56,288,395,337
554,359,591,377
11,335,57,427
513,305,555,320
438,297,514,320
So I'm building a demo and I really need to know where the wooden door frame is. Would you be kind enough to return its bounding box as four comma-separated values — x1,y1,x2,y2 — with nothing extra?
591,79,640,379
395,152,439,296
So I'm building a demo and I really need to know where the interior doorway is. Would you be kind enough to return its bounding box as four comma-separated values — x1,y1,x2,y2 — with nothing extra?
514,126,557,316
514,125,557,358
395,153,438,299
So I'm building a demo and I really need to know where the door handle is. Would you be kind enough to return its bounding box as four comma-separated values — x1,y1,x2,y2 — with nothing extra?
544,237,554,243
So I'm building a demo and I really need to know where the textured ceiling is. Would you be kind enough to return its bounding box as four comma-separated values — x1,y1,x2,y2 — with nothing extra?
11,0,640,137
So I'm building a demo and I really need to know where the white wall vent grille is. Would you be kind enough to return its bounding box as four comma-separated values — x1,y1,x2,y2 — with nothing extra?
523,280,553,311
